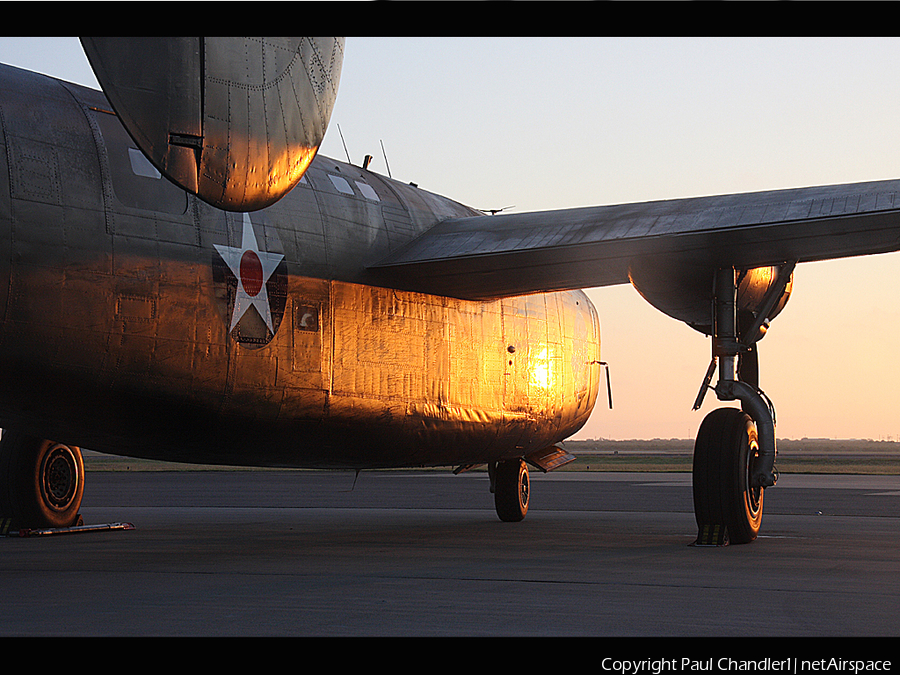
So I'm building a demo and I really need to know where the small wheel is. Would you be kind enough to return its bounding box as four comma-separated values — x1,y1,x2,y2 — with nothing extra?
494,458,529,522
0,431,84,529
693,408,764,544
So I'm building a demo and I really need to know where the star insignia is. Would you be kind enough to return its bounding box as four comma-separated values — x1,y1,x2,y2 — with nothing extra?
214,213,285,334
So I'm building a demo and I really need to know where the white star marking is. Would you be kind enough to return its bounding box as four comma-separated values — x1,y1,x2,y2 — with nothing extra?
214,213,285,333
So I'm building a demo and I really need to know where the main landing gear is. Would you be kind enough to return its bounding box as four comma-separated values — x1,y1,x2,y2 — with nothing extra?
691,264,794,545
0,430,85,532
693,408,764,545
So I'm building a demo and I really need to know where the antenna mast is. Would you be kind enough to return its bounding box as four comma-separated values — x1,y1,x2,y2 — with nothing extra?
337,125,351,164
380,140,392,178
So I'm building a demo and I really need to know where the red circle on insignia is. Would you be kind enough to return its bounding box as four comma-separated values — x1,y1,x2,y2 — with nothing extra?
240,250,264,297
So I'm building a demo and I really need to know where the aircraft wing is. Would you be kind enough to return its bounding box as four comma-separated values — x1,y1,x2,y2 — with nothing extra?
370,178,900,300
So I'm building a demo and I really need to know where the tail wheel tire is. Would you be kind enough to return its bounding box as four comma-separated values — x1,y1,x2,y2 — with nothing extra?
0,431,84,529
693,408,764,544
494,458,529,522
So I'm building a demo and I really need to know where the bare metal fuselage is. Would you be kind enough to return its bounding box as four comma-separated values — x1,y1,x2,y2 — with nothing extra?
0,64,600,469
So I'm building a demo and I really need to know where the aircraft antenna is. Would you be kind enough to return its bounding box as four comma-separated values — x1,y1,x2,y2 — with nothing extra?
380,140,392,178
337,124,352,164
479,205,515,216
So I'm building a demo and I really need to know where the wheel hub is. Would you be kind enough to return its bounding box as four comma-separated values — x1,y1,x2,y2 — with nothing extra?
519,470,530,507
40,445,79,511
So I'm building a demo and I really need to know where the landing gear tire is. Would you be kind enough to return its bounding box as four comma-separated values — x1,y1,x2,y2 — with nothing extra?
494,458,529,522
0,431,84,530
693,408,764,545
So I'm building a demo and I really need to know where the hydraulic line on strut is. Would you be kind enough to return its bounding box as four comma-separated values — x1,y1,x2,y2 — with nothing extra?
694,264,795,488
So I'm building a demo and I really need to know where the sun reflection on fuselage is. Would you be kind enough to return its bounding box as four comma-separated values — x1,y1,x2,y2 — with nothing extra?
530,345,554,391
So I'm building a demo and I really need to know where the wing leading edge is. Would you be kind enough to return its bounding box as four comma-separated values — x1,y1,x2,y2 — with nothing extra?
369,178,900,300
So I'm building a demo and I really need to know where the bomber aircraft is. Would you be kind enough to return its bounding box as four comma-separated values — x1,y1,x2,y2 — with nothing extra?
1,37,899,545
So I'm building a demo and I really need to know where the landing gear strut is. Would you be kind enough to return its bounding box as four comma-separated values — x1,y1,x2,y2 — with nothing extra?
0,430,84,530
692,264,793,545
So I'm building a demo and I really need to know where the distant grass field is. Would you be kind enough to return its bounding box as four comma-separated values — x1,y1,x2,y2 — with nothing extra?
81,438,900,475
558,439,900,475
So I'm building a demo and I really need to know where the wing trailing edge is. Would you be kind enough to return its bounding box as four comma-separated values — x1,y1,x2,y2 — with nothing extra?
370,178,900,300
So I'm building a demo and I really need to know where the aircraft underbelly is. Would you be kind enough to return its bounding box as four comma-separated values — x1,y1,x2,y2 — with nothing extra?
0,242,600,468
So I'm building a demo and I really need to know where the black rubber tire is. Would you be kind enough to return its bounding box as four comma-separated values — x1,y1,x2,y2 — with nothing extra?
494,458,529,522
692,408,764,544
0,431,84,529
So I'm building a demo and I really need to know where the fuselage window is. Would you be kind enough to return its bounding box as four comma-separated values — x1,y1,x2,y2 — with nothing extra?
355,181,380,201
328,174,354,195
128,148,161,179
94,110,187,215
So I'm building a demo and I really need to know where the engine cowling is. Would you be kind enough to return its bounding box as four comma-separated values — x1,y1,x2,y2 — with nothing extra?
628,260,793,338
81,37,344,212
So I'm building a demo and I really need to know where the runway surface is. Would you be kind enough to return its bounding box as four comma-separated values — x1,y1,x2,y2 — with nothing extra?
2,469,899,639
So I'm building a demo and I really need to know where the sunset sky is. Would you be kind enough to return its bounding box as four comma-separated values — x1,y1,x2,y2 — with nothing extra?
3,37,900,441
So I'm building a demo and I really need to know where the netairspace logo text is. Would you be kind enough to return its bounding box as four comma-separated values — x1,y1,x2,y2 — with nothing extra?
599,659,893,675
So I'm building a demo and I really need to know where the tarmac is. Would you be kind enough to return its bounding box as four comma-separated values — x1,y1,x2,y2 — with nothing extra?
1,469,899,641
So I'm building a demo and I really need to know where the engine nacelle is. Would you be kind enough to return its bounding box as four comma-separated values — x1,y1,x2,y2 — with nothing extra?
82,37,344,212
628,260,793,338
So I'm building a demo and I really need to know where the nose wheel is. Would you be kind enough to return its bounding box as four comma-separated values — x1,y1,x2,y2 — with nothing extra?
490,458,530,522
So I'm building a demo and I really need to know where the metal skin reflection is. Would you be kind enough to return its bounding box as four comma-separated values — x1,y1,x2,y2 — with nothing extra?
0,62,601,478
81,37,344,213
530,346,555,392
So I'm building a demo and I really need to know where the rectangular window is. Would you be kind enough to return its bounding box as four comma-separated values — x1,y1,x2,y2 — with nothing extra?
295,304,320,332
355,181,380,201
328,174,354,195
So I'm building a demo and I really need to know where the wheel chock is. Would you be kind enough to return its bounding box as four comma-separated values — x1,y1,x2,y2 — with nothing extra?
4,519,135,538
691,523,729,547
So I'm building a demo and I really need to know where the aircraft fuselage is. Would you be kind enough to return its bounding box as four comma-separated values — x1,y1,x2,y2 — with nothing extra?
0,63,601,469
